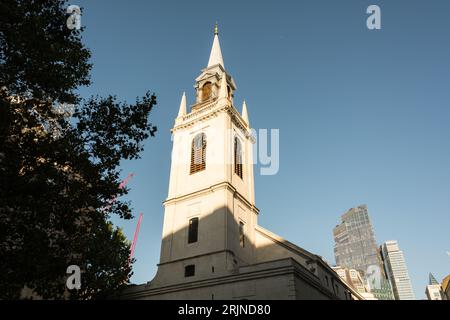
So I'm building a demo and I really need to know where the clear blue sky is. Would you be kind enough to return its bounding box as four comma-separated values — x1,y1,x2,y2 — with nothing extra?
75,0,450,299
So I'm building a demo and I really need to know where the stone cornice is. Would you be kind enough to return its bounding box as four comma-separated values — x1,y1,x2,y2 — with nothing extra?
163,181,259,215
172,98,252,143
157,249,235,267
117,257,340,300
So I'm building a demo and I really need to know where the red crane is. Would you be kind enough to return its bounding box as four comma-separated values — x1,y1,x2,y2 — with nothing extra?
129,212,143,265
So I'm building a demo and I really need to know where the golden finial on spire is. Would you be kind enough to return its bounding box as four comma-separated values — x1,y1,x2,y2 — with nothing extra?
214,22,218,35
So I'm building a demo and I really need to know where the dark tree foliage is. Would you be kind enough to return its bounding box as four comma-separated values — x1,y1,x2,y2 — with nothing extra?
0,0,157,299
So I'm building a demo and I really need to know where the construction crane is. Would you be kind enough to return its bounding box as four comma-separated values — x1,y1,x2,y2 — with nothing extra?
119,173,135,189
129,212,143,265
101,173,135,213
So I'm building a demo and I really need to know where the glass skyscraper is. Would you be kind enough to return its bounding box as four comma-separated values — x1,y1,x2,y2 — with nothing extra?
333,205,382,273
333,205,394,300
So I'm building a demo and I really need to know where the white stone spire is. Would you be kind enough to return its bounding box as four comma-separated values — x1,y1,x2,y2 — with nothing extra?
207,23,224,68
177,92,187,117
242,100,249,125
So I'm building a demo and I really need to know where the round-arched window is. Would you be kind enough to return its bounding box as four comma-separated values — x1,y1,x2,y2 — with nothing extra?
202,82,212,101
190,133,206,174
234,137,243,179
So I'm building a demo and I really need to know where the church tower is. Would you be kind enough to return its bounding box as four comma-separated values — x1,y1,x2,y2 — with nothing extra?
153,24,259,286
121,24,359,301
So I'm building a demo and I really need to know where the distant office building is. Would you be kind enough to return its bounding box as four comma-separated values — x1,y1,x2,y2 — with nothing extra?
333,266,376,300
425,289,442,300
425,285,442,300
381,241,415,300
441,275,450,300
425,273,443,300
333,266,369,294
333,205,382,275
429,273,439,285
364,256,394,300
333,205,394,300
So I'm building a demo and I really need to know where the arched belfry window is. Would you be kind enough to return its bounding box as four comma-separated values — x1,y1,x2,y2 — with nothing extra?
190,133,206,174
201,82,212,102
234,137,243,179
